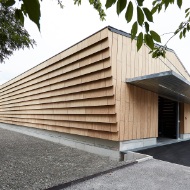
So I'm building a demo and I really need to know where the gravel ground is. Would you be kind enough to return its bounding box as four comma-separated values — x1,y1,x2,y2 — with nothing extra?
0,128,126,190
65,159,190,190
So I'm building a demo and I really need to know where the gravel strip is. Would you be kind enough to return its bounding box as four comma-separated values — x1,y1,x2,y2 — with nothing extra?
0,128,125,190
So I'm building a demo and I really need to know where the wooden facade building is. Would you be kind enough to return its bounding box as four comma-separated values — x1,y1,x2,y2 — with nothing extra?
1,26,190,160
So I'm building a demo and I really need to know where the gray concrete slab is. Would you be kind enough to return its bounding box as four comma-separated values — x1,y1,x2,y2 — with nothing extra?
0,128,127,190
65,159,190,190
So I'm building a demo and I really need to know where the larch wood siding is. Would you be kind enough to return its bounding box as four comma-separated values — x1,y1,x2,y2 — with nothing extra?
1,27,190,142
0,28,119,141
108,29,190,141
183,103,190,134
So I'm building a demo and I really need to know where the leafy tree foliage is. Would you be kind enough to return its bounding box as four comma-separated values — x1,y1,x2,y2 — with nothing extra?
1,0,190,60
0,4,35,63
104,0,190,58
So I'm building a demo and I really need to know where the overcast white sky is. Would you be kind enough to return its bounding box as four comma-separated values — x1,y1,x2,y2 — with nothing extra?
0,0,189,84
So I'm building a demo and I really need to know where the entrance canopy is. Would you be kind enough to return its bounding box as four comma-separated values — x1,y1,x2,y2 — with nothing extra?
126,71,190,104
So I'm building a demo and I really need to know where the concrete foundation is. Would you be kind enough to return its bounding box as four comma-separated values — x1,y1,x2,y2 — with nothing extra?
180,133,190,140
120,138,157,151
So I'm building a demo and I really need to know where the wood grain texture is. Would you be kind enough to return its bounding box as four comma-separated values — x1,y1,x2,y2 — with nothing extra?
0,28,119,141
1,27,190,143
183,103,190,134
108,29,190,141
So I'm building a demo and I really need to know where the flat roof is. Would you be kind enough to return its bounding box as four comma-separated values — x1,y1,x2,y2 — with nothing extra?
126,71,190,104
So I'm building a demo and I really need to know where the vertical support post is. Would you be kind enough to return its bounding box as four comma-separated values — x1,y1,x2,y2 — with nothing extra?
176,102,180,139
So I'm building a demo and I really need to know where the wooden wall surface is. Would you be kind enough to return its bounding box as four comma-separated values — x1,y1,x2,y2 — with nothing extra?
183,103,190,134
0,28,119,141
1,27,190,143
108,29,190,141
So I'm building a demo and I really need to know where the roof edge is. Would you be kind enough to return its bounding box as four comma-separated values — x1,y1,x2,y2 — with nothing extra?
108,25,190,78
0,26,110,87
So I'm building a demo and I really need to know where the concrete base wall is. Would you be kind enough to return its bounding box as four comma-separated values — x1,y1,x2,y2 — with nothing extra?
120,138,157,151
180,133,190,140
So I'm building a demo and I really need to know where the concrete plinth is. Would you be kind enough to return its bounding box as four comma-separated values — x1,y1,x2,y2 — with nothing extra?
180,133,190,140
120,138,157,151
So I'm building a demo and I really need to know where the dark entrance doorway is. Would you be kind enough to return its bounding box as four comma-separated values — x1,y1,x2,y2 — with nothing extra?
158,96,179,139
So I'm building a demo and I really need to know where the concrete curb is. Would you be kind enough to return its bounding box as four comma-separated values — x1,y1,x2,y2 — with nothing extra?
45,161,138,190
124,151,153,163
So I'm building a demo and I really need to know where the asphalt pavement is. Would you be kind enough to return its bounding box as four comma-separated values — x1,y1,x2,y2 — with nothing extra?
138,140,190,167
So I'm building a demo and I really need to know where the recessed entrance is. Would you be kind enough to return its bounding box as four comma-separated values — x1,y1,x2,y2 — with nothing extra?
158,96,179,139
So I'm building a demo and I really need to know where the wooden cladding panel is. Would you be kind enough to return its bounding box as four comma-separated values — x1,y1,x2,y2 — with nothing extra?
166,51,190,80
1,28,109,91
183,103,190,134
0,119,118,140
109,31,159,141
0,28,119,141
0,87,114,108
109,30,189,141
121,36,190,80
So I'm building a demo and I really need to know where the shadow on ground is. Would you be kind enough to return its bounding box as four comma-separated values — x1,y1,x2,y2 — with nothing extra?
138,140,190,167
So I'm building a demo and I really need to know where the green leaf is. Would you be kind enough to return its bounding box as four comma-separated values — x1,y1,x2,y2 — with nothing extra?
185,12,190,18
105,0,117,9
152,50,158,58
162,50,166,58
23,0,41,30
2,0,15,7
150,30,161,43
164,0,170,10
144,22,149,33
185,8,190,13
131,21,138,40
151,4,158,14
179,31,183,39
15,9,24,26
158,4,162,13
187,24,190,31
137,32,143,51
174,29,180,35
144,34,154,50
152,0,157,6
143,8,153,22
137,0,144,6
177,0,182,8
117,0,127,15
125,1,133,23
183,28,186,37
21,3,27,15
137,6,144,26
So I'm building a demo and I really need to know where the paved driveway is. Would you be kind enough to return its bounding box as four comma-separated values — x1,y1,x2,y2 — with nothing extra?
138,140,190,167
65,159,190,190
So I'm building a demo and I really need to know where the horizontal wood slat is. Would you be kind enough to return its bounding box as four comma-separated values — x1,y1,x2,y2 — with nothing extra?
0,79,113,105
0,120,119,140
0,28,119,141
1,29,109,91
